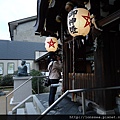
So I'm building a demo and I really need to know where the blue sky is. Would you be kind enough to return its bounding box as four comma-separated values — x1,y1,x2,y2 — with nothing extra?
0,0,37,40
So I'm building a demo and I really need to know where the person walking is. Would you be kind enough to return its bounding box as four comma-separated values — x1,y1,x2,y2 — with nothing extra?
48,53,62,106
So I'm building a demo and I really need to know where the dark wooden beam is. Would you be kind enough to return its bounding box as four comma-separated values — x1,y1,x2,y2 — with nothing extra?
97,9,120,27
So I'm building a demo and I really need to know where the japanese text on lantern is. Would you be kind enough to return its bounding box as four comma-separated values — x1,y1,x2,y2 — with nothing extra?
68,9,78,34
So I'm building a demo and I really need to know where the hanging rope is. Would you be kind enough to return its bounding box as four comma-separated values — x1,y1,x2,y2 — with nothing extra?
72,37,76,101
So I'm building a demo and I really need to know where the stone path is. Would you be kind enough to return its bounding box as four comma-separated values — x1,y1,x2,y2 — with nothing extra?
0,88,14,114
36,92,98,115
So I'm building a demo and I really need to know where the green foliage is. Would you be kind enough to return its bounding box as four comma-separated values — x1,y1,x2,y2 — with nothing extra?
13,70,18,75
0,75,13,86
30,69,45,94
0,75,2,81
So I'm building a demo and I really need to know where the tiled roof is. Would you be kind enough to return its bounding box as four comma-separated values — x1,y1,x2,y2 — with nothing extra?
0,40,46,60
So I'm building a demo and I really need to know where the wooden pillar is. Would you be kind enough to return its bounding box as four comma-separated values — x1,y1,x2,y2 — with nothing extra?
94,31,119,111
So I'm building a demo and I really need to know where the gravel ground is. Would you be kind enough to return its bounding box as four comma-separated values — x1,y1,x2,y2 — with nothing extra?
0,88,14,114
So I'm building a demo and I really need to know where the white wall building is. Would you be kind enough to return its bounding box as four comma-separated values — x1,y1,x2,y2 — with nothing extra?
0,16,49,76
0,40,46,76
8,16,46,43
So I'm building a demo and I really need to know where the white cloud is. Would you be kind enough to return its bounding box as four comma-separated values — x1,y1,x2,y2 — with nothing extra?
0,0,37,40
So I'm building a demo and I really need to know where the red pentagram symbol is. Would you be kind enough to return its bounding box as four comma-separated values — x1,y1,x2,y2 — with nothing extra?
82,12,91,28
47,39,56,48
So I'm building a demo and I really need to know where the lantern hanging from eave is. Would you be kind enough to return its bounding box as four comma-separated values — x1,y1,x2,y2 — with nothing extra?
45,37,58,52
67,8,91,37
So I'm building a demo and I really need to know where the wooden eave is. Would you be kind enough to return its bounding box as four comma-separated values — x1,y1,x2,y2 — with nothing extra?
97,9,120,28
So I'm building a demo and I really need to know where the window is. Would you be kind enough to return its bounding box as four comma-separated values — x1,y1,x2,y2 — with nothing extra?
0,63,4,75
7,63,14,74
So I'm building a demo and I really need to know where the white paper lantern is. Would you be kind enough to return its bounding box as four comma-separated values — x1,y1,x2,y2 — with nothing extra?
45,37,58,52
67,8,91,37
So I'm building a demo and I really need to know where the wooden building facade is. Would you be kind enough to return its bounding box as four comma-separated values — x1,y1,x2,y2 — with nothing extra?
34,0,120,113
